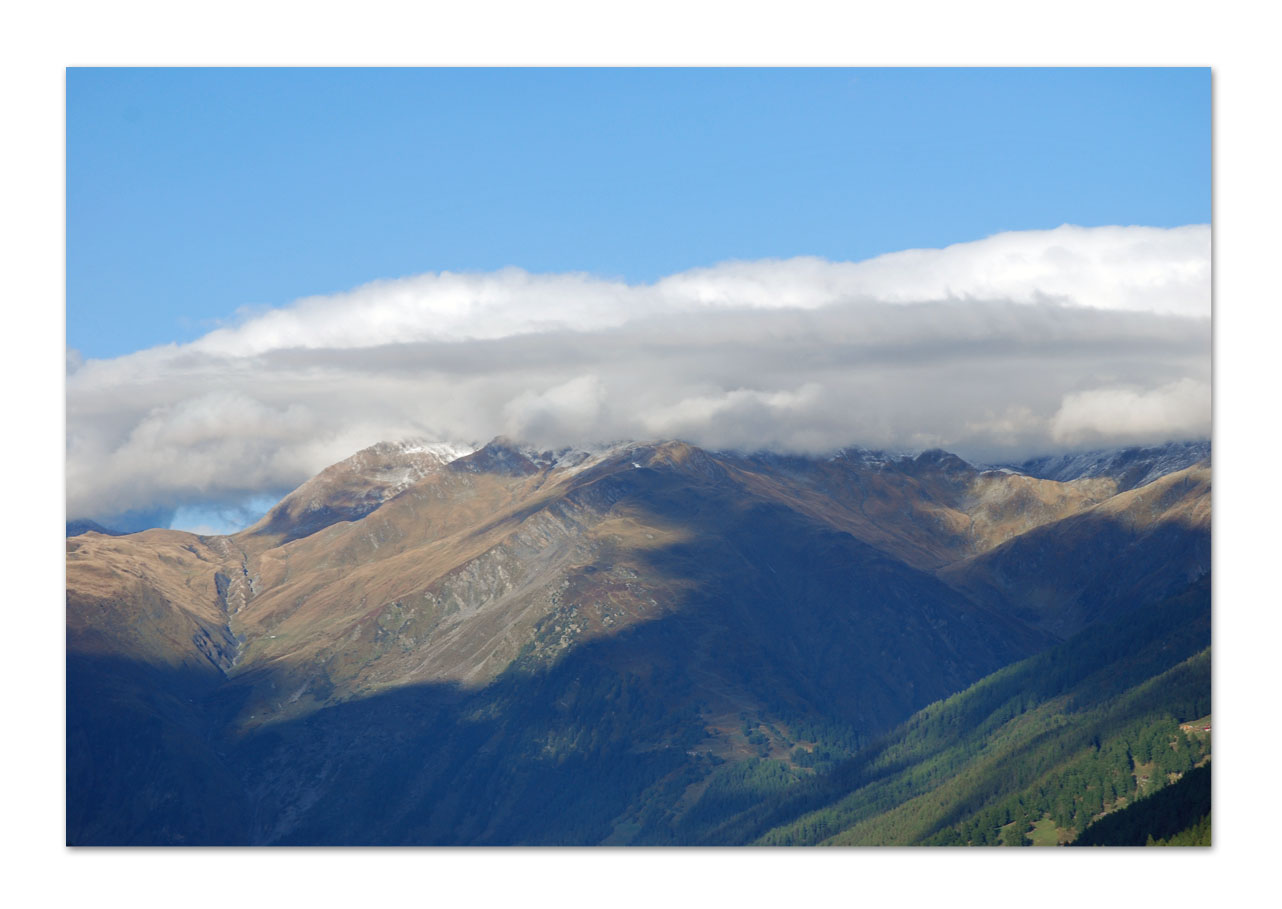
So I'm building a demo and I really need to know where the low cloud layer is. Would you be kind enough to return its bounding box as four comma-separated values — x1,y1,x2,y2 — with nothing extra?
67,224,1212,525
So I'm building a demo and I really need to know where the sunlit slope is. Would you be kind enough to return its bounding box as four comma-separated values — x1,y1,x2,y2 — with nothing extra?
66,529,247,674
243,440,473,547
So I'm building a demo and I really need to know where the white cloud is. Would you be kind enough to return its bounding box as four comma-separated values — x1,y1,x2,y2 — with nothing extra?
503,374,607,444
1050,379,1213,447
654,224,1210,317
66,225,1212,523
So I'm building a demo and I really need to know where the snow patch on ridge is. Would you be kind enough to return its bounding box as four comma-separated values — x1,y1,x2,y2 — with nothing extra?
396,440,477,462
1007,440,1210,491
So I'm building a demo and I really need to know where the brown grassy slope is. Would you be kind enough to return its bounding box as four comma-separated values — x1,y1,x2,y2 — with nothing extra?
66,529,247,676
218,443,731,719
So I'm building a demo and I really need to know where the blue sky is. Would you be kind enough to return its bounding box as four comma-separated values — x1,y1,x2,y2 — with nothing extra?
66,67,1210,360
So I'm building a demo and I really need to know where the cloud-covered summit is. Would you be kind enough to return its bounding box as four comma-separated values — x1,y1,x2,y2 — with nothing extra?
67,224,1211,525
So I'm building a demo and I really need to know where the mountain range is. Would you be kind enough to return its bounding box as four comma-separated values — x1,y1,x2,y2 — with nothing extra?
66,436,1211,845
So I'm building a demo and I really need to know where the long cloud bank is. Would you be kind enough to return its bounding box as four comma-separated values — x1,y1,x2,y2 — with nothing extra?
67,224,1212,524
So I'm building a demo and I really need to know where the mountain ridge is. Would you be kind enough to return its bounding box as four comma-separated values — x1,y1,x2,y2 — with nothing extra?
65,437,1211,537
65,434,1211,845
1006,440,1211,492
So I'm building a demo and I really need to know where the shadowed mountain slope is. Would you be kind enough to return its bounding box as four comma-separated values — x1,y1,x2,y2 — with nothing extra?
691,574,1210,847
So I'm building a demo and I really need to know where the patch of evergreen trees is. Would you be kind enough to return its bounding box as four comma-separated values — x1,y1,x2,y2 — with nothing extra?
1073,763,1211,846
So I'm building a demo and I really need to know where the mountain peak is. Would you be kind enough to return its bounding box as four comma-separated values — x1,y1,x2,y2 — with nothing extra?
910,448,974,473
244,437,474,542
452,437,644,476
451,437,543,476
